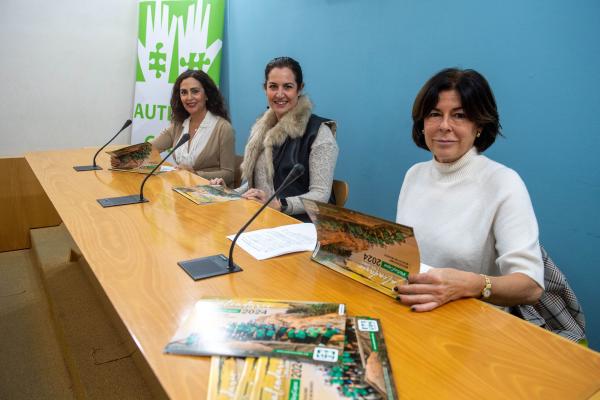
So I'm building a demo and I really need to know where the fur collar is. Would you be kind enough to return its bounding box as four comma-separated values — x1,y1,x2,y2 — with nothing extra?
241,95,313,186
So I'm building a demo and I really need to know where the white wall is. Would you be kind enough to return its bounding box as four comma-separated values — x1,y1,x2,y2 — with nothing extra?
0,0,138,157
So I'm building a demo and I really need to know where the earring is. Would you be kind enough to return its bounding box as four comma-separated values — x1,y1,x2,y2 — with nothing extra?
421,130,425,135
476,131,481,138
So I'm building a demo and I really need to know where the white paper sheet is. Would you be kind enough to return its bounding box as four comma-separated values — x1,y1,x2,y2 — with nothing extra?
227,223,317,260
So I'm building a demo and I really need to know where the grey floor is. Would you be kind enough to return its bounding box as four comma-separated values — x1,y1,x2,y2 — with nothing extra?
0,226,156,399
0,248,75,399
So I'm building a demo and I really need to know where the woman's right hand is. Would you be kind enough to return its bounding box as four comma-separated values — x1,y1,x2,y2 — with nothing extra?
394,268,482,312
110,155,119,168
209,178,226,186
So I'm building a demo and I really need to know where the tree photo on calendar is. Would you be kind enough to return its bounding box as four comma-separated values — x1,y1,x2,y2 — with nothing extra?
302,199,420,298
106,142,160,174
172,184,242,205
206,317,398,400
164,298,347,364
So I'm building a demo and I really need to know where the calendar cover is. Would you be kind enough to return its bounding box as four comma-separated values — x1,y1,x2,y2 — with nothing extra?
165,298,346,364
351,317,397,399
207,356,254,400
302,199,420,298
173,184,242,205
207,317,398,399
106,142,167,174
107,142,153,169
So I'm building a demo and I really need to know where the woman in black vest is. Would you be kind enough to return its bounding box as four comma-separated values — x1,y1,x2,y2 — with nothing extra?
211,57,338,221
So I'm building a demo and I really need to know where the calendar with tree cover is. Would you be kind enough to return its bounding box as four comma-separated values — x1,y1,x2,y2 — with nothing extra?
173,184,242,205
207,317,398,400
165,298,346,364
302,199,420,298
206,356,252,400
106,142,162,174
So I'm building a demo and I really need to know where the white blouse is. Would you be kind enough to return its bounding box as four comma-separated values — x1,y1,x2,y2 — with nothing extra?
173,111,218,169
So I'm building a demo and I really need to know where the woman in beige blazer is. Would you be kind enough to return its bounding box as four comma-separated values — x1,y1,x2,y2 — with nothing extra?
114,70,235,185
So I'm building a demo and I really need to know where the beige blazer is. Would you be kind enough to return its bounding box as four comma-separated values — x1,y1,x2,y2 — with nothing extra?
152,117,235,186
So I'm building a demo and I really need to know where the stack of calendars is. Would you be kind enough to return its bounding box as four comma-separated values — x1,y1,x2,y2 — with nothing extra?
164,298,398,399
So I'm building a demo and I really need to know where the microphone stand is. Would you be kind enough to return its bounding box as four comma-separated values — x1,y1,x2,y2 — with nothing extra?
178,164,305,281
73,119,132,171
97,133,190,208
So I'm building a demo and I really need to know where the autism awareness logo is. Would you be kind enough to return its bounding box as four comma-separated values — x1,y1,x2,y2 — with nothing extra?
136,0,224,84
131,0,225,145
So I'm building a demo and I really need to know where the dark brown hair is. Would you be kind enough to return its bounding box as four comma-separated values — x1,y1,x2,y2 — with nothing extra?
170,70,230,123
412,68,501,152
264,57,303,87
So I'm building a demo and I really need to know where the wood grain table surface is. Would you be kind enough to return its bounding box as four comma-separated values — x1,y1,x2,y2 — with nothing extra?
26,147,600,400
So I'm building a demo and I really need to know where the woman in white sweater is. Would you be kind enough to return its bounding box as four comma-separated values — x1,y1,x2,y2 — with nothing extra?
395,68,544,312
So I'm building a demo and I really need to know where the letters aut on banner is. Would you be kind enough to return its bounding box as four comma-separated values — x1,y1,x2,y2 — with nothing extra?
132,0,225,145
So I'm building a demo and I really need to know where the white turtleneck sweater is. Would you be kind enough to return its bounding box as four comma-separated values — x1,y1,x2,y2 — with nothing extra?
396,147,544,288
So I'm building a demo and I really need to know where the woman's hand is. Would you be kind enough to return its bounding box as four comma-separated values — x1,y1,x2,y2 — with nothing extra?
394,268,482,312
208,178,226,186
396,269,543,311
241,188,281,210
110,155,120,168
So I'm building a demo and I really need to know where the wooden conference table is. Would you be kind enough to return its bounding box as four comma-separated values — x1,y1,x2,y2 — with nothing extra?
26,148,600,399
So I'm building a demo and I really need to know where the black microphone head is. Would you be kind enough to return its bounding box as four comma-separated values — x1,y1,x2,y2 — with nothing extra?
291,163,305,176
122,119,133,130
278,163,305,189
178,133,191,145
172,133,191,150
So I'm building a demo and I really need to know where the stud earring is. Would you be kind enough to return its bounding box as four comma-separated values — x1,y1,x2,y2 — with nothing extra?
476,131,481,138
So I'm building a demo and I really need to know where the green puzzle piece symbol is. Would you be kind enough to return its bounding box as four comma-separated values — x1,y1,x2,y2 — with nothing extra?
149,43,167,78
180,52,210,70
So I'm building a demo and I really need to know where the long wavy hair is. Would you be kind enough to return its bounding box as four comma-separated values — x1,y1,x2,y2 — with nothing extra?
170,70,230,123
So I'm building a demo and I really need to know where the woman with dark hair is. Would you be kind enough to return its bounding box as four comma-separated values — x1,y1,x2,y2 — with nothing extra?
211,57,338,220
395,68,544,311
113,69,235,185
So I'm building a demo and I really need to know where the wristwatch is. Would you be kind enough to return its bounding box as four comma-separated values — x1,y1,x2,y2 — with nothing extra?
279,197,288,213
480,274,492,299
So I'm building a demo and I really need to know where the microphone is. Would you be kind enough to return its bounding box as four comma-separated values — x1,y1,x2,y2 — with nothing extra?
178,163,305,281
227,163,304,268
138,133,190,201
73,119,132,171
97,133,190,208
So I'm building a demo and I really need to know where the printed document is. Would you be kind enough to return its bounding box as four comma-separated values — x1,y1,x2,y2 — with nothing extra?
227,223,317,260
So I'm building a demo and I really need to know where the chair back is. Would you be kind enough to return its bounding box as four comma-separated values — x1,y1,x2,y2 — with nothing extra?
332,179,349,207
511,245,586,343
234,155,244,188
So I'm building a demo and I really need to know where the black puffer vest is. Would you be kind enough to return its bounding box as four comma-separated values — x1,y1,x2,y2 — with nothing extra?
272,114,336,210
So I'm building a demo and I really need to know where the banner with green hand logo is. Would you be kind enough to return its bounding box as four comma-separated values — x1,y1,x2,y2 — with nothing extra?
132,0,225,145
